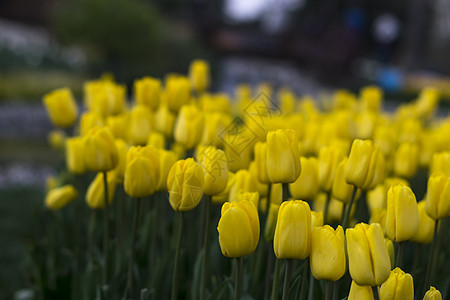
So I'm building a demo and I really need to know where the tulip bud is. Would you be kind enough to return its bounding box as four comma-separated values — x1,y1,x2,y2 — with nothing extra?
332,158,355,203
45,185,78,210
147,131,165,149
374,125,396,157
385,184,419,242
425,173,450,220
379,267,414,300
236,191,259,209
124,146,160,198
430,151,450,177
128,105,156,145
43,88,78,128
84,126,118,172
156,149,177,192
198,146,229,196
249,161,269,197
264,203,280,243
278,87,295,115
411,201,435,244
361,85,383,112
199,93,230,113
107,114,128,140
217,200,259,257
346,222,391,286
314,193,346,223
86,172,117,209
423,287,442,300
385,238,395,268
174,104,204,149
112,139,128,183
155,104,176,138
290,157,319,201
200,113,231,147
48,130,66,151
274,200,311,259
311,211,324,229
266,129,301,183
165,76,191,113
66,137,86,174
254,142,270,184
134,77,161,110
224,130,253,172
228,169,258,202
80,112,103,136
167,158,204,211
318,141,347,191
189,59,210,93
310,225,346,281
369,208,387,237
394,142,419,178
348,281,374,300
212,172,235,205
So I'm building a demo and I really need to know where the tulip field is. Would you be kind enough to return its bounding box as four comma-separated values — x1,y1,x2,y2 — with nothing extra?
34,60,450,299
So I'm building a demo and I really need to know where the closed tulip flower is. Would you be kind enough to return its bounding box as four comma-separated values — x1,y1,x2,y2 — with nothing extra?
254,142,270,184
361,85,383,111
124,146,160,198
155,104,176,138
345,139,375,188
423,287,442,300
189,59,210,93
411,201,435,244
348,281,374,300
228,169,258,202
249,161,269,197
332,158,355,203
134,76,161,110
385,238,395,268
264,203,280,243
147,131,165,149
43,87,78,128
84,126,118,172
224,130,253,172
45,185,78,210
80,112,103,136
369,208,387,237
290,157,319,200
112,139,128,183
266,129,301,183
379,267,414,300
156,149,177,191
236,191,259,208
66,137,86,174
318,141,347,191
128,105,156,145
425,173,450,220
310,225,346,281
86,172,117,209
346,222,391,286
107,114,128,140
430,151,450,177
198,146,229,195
200,113,231,147
394,142,419,178
385,184,419,242
165,76,191,113
167,158,204,211
311,211,324,228
174,104,204,149
212,172,235,205
274,200,311,259
218,200,260,257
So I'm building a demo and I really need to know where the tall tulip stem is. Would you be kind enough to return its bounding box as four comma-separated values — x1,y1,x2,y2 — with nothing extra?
372,286,380,300
323,192,331,224
234,257,243,300
271,259,281,300
200,196,211,300
171,212,184,300
282,259,293,300
325,281,333,300
423,219,440,293
342,185,357,229
102,171,109,286
125,197,141,297
282,183,289,202
396,241,404,268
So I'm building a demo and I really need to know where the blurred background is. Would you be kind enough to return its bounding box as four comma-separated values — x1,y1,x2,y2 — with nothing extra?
1,0,450,298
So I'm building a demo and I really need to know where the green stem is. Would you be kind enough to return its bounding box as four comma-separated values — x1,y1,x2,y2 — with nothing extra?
102,171,109,286
396,241,404,268
271,259,281,300
126,198,141,297
332,279,340,300
323,191,331,224
299,258,309,300
200,196,211,300
282,183,289,202
171,212,184,300
372,286,379,300
263,184,272,230
423,219,440,293
341,185,357,230
307,271,315,300
282,259,293,300
263,249,274,300
234,257,243,300
325,281,333,300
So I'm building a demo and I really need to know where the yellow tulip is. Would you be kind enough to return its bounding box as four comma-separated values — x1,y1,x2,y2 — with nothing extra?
174,104,204,149
66,137,86,175
318,141,347,191
156,149,177,191
310,225,346,281
270,183,283,205
385,238,395,269
264,203,280,243
189,59,210,93
228,169,258,202
379,267,414,300
361,85,383,111
346,222,391,286
369,208,387,237
423,286,442,300
84,126,118,172
89,82,125,117
43,87,78,128
373,125,396,157
79,112,103,136
332,158,356,203
236,191,259,208
278,87,295,115
147,131,165,149
430,151,450,177
86,172,117,209
199,93,230,113
385,184,419,242
274,200,311,259
155,104,176,138
212,172,235,205
107,114,128,140
45,185,78,210
198,146,229,196
48,130,66,151
399,118,422,144
394,142,419,178
249,161,269,197
127,105,156,145
254,142,270,184
217,200,260,257
290,157,319,201
411,201,435,244
200,113,231,147
348,281,374,300
223,129,253,172
425,173,450,220
367,177,409,212
266,129,301,183
311,211,324,229
165,76,191,113
124,146,160,198
314,193,345,223
167,158,204,211
134,76,161,110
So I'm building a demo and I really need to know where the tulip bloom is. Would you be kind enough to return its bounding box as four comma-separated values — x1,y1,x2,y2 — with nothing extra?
310,225,346,281
274,200,311,259
198,146,229,196
155,104,176,138
45,185,78,210
290,157,319,200
212,172,235,205
425,173,450,220
200,113,231,147
66,137,86,174
379,267,414,300
430,151,450,177
254,142,270,184
174,104,204,149
266,129,301,183
167,158,204,211
411,201,435,244
127,105,156,145
348,281,374,300
385,184,419,242
189,59,210,93
423,287,442,300
394,142,419,178
124,146,160,198
86,172,117,209
228,169,258,202
346,223,391,286
217,200,260,257
43,87,78,128
107,114,128,140
361,85,383,111
236,191,259,209
311,211,324,228
156,149,177,192
318,141,348,191
332,158,355,203
134,76,161,110
80,112,103,136
84,126,119,172
165,76,191,113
